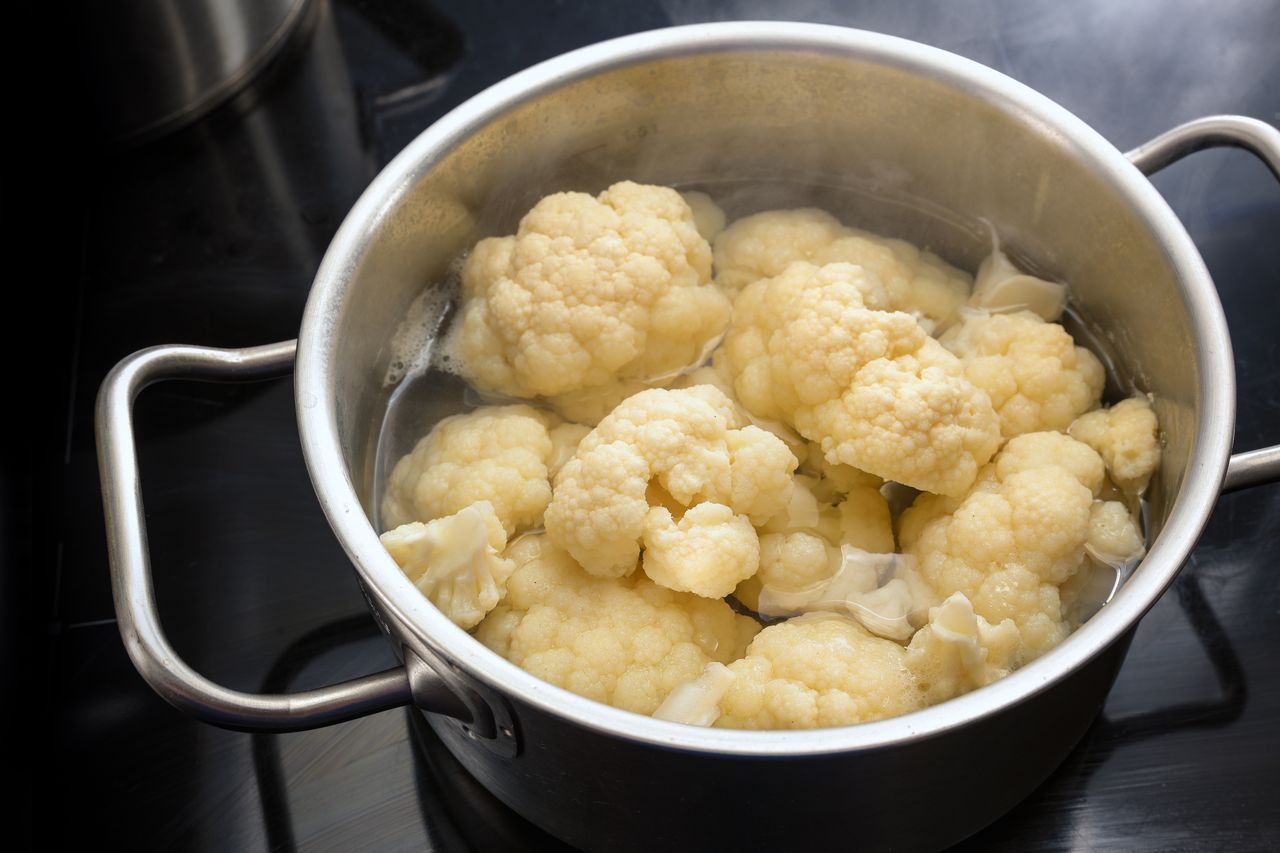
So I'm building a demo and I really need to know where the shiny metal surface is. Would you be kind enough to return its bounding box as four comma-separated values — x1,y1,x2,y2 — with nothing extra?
95,340,473,731
84,0,313,144
283,22,1260,850
1126,115,1280,181
1122,116,1280,494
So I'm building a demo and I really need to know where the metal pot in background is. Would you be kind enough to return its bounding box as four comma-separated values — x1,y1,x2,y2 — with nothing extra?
82,0,314,146
97,24,1280,852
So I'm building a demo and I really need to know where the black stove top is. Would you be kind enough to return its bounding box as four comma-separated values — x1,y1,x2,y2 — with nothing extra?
42,1,1280,849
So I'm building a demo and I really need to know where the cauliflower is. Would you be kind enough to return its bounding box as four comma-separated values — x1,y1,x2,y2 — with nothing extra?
969,239,1067,321
940,310,1105,440
453,181,731,421
382,405,578,535
898,432,1106,658
380,502,515,629
905,592,1021,705
544,386,797,586
643,503,760,598
1085,500,1146,568
476,535,759,715
714,613,921,729
713,208,972,330
719,260,1001,496
1069,396,1161,494
653,661,736,726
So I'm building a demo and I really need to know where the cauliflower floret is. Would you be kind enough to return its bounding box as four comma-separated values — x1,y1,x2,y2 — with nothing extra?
941,310,1105,440
476,535,759,715
454,181,731,420
899,432,1106,659
906,592,1021,705
715,614,921,729
544,386,797,580
720,261,1000,496
382,405,573,535
1069,397,1161,494
713,208,972,330
380,502,515,629
643,503,760,598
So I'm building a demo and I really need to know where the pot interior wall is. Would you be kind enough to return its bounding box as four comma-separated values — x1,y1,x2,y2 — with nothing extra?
329,46,1196,549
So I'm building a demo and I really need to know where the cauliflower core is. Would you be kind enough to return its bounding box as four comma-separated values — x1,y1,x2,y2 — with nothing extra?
544,386,797,590
454,181,731,421
720,261,1001,496
476,535,759,715
382,405,580,535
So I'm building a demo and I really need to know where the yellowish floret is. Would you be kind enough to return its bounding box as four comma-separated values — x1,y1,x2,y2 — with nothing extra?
941,310,1105,440
898,432,1107,659
381,405,579,536
544,386,797,583
720,261,1001,496
454,181,730,421
713,207,972,330
1069,396,1161,494
475,535,759,715
714,614,921,730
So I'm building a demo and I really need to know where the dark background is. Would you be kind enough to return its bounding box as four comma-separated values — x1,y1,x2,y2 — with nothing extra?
21,0,1279,849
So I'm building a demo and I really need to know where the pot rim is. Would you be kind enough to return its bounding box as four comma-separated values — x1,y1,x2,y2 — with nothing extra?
296,21,1234,756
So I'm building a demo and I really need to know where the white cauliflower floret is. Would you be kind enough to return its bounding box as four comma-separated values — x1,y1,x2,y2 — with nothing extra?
380,502,515,629
899,432,1107,659
544,386,797,582
713,207,972,330
1069,397,1161,494
906,592,1021,705
714,614,921,730
381,405,571,535
475,535,759,715
720,260,1000,496
653,661,736,727
969,240,1067,321
643,503,760,598
454,181,731,420
941,310,1104,440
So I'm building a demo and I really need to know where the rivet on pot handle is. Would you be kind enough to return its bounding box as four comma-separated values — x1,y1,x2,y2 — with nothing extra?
96,341,473,732
1125,115,1280,493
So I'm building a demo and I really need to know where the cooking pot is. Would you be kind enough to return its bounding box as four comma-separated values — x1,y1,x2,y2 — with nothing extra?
97,23,1280,852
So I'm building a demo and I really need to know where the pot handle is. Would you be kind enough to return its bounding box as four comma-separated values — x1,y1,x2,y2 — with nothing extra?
96,341,474,732
1125,115,1280,493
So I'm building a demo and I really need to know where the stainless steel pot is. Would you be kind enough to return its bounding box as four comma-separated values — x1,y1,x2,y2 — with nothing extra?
98,23,1280,852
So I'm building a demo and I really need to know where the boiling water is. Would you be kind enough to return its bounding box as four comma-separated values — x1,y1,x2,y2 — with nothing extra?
371,179,1150,623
